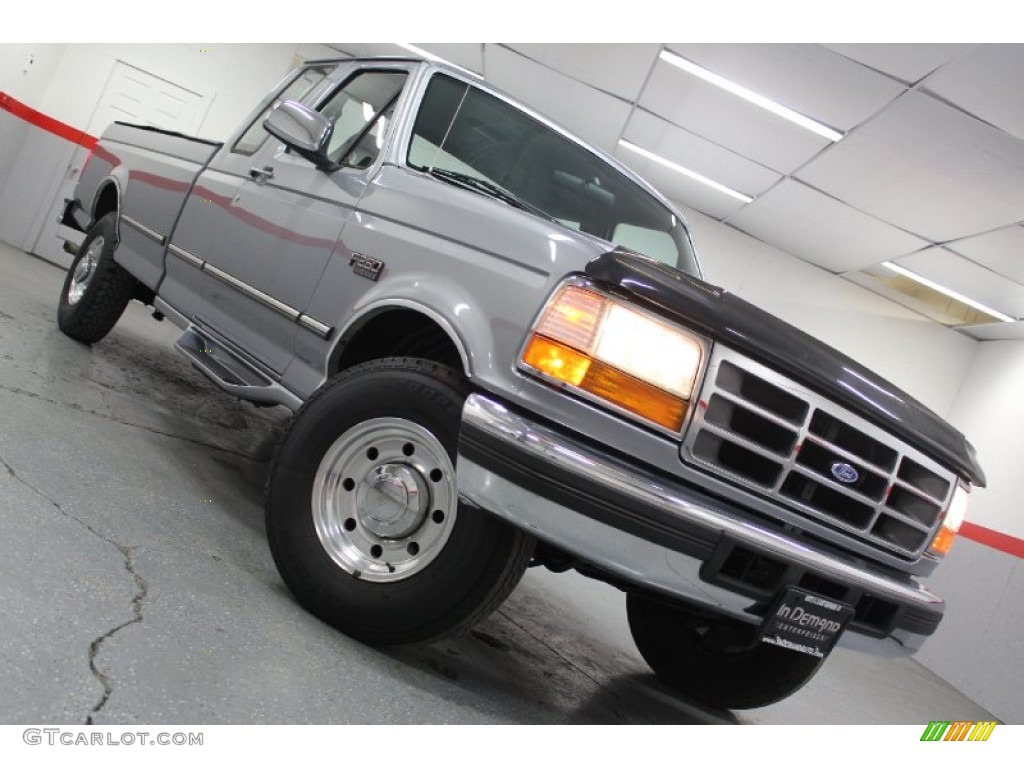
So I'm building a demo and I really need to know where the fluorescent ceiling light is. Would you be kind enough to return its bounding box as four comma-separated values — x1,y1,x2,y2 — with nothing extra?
618,140,753,203
881,261,1015,322
658,50,844,143
396,43,479,77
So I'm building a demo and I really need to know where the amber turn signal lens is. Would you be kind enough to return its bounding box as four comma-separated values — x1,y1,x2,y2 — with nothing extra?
929,526,957,557
522,335,591,387
524,335,687,432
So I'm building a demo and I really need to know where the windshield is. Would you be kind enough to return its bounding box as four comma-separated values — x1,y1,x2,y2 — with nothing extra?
407,73,700,275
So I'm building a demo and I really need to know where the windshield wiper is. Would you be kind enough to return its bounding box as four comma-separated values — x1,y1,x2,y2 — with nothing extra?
427,167,556,223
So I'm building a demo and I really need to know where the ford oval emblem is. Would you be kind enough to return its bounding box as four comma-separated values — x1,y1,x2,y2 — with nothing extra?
831,462,859,484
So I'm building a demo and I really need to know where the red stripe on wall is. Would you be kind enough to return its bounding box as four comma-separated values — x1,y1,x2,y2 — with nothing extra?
0,91,97,149
960,522,1024,559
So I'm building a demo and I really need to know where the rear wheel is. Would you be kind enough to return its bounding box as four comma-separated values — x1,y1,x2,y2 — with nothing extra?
266,358,535,645
627,592,823,709
57,213,137,344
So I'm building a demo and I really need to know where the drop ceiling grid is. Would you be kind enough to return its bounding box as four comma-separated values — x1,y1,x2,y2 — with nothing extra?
895,247,1024,317
794,90,1024,243
946,225,1024,286
725,178,930,274
663,43,907,132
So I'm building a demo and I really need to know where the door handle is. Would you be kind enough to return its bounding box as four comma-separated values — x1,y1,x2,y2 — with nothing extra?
249,165,274,183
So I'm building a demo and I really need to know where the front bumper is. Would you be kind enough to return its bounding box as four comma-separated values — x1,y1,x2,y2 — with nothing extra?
457,393,944,655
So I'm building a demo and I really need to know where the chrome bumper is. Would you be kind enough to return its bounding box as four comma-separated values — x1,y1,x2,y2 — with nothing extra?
457,393,943,654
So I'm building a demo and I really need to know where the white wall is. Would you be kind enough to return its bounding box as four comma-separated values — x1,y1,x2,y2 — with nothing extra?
943,340,1024,538
0,43,338,262
0,44,67,105
914,340,1024,722
34,43,338,142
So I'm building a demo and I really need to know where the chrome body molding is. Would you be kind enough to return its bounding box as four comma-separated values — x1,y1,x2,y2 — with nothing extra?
167,245,333,338
457,393,943,649
203,263,300,320
120,214,166,245
167,242,204,269
298,314,332,339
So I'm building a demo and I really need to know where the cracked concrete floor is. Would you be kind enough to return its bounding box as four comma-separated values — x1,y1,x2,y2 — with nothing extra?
0,243,998,725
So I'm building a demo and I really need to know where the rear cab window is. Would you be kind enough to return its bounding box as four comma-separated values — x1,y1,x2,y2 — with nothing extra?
407,72,699,275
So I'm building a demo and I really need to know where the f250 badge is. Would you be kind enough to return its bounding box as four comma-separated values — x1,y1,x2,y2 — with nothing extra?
350,252,384,282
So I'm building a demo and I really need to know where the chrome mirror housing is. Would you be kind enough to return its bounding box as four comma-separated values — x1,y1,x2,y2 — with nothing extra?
263,100,336,169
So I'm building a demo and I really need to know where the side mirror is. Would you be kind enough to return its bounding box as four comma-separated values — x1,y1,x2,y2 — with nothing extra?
263,100,338,171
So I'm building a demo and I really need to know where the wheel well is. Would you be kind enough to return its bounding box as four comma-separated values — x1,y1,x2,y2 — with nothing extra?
93,184,119,223
333,310,466,376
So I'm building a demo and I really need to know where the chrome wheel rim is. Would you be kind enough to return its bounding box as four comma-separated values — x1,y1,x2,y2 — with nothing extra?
68,236,103,305
312,417,458,583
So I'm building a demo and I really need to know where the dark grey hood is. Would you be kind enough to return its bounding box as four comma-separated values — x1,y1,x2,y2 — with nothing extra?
586,251,986,487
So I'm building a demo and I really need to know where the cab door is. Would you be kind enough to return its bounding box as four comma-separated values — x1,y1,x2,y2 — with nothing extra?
162,63,410,374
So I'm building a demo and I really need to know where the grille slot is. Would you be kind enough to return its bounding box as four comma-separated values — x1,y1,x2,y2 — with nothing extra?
691,431,783,487
683,349,957,558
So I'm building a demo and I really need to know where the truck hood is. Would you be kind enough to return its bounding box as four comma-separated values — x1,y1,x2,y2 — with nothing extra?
586,251,986,487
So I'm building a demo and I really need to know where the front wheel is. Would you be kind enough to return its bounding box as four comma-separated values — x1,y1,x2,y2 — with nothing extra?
627,592,824,709
57,213,137,344
265,358,535,645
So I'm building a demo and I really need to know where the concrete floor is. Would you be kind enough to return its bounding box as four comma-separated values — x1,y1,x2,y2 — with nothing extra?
0,242,998,725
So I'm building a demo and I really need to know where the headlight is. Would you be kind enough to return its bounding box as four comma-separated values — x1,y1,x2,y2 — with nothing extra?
519,283,707,432
928,483,970,557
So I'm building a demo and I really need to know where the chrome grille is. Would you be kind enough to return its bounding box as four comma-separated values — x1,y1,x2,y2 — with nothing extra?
681,348,955,558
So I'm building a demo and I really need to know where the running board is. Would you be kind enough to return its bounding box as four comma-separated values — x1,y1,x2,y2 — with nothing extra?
174,325,302,410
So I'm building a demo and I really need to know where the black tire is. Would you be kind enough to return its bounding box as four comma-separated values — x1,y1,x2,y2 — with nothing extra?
57,213,137,344
266,358,535,645
627,592,823,709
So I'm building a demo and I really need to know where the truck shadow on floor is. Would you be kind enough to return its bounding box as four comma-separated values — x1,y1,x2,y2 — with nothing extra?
379,606,739,725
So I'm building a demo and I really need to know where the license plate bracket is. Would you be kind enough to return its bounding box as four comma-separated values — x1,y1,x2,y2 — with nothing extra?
759,586,854,659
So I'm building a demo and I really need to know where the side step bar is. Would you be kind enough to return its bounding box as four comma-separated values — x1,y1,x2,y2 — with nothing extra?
174,325,302,410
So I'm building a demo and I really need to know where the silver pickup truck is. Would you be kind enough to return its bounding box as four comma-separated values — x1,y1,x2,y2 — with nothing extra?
55,56,986,710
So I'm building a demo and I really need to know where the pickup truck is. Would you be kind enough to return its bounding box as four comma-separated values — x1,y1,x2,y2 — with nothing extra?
54,56,986,710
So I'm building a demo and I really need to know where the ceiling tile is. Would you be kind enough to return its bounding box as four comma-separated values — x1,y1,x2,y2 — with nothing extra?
639,58,832,174
502,44,659,101
613,147,748,221
727,179,928,273
947,225,1024,285
895,247,1024,319
667,43,905,131
623,109,781,198
924,44,1024,142
823,44,966,84
484,46,631,152
797,91,1024,242
843,271,967,327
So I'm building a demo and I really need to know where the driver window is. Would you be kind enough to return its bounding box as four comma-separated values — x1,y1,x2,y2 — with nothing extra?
317,70,408,168
233,66,330,155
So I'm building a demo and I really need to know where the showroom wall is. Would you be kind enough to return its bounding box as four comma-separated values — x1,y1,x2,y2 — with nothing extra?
0,43,336,264
915,341,1024,722
0,44,1020,721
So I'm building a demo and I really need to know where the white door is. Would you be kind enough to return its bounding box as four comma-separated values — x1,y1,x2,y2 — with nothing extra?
32,61,209,265
85,61,207,136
